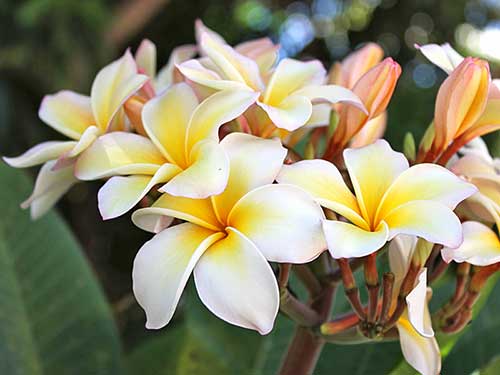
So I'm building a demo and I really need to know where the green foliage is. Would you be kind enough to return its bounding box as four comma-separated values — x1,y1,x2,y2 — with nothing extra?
0,163,124,375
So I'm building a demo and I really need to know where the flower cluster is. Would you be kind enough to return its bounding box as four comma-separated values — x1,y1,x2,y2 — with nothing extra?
4,22,500,375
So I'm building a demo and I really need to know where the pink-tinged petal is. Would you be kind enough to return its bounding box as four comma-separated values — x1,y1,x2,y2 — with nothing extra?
199,28,264,91
135,39,156,78
343,139,409,224
212,133,286,223
186,89,259,150
159,140,229,199
293,85,366,112
263,59,326,105
462,192,500,230
177,59,250,91
376,163,477,222
417,43,463,74
257,95,312,131
228,184,327,263
441,221,500,266
350,112,387,148
322,220,389,258
142,83,199,167
156,44,197,90
406,269,434,337
133,223,224,329
235,37,278,73
277,159,368,229
3,141,76,168
38,90,94,140
21,160,78,219
397,311,441,375
194,227,279,334
98,163,181,220
452,153,496,176
384,200,463,248
74,132,166,180
90,50,149,132
132,193,221,233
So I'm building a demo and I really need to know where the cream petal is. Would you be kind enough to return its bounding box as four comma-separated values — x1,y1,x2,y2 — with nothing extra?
74,132,165,180
186,89,259,150
159,140,229,199
256,95,312,131
388,235,417,282
235,37,278,73
3,141,76,168
397,311,441,375
135,39,156,78
21,160,78,219
452,154,496,176
194,227,279,334
406,269,434,337
90,50,149,132
322,220,389,258
132,193,221,233
211,133,286,222
142,83,199,166
228,184,327,263
38,90,94,140
441,221,500,266
155,44,197,90
383,200,463,248
132,223,224,329
343,139,409,224
66,125,100,158
263,59,326,105
350,112,387,148
305,104,331,127
418,43,463,74
98,163,181,220
176,59,250,91
375,163,477,222
293,85,366,112
277,159,368,229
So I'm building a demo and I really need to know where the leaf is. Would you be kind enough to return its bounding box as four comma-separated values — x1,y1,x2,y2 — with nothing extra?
0,163,124,375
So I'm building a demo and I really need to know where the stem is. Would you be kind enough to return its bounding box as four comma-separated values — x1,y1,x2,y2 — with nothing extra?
280,288,320,327
294,265,322,297
337,258,367,319
364,254,379,323
379,272,395,325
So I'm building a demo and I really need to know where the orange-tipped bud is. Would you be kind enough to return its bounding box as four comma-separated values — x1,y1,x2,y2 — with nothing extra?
329,43,385,89
433,57,490,153
331,58,401,149
124,95,148,136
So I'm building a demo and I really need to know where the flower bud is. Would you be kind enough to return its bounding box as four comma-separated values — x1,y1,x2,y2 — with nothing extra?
124,95,147,136
433,57,490,153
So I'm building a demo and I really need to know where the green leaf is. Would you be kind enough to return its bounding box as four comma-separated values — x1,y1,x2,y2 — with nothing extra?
0,163,124,375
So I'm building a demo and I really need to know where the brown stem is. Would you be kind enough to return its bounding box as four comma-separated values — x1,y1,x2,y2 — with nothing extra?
337,258,367,319
379,272,395,325
364,254,379,323
279,264,292,289
294,265,322,297
280,288,321,327
428,258,449,283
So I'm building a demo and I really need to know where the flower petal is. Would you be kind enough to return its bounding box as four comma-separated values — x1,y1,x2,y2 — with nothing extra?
98,163,181,220
156,44,197,90
277,159,367,229
66,126,100,158
194,227,279,334
384,200,463,248
322,220,389,258
135,39,156,78
159,139,229,199
228,184,327,263
186,89,259,150
293,85,366,112
388,235,417,282
350,112,387,148
257,95,312,131
418,43,463,74
91,50,148,132
211,133,286,222
142,83,199,167
343,140,409,224
406,269,434,337
21,160,78,219
441,221,500,266
376,163,477,222
263,59,326,105
74,132,165,180
38,90,94,140
3,141,76,168
132,193,221,233
397,311,441,375
132,223,224,329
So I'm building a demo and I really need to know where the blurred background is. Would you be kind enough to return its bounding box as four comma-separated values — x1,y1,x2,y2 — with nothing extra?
1,0,500,374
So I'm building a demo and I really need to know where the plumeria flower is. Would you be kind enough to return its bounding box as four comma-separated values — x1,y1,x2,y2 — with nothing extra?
3,51,148,218
74,83,258,220
389,236,441,375
130,132,326,333
177,21,365,133
277,140,477,258
450,142,500,230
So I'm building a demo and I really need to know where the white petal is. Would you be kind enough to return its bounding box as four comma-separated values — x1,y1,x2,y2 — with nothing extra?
294,84,366,112
256,95,312,131
3,141,76,168
418,43,463,74
132,223,224,329
135,39,157,78
194,227,279,334
406,269,434,338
